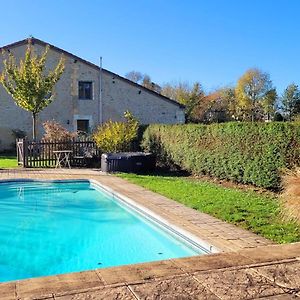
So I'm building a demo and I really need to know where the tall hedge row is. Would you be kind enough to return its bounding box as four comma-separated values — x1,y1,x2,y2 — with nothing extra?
141,122,300,189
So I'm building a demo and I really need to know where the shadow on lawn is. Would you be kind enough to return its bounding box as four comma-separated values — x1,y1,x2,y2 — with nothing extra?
130,167,190,178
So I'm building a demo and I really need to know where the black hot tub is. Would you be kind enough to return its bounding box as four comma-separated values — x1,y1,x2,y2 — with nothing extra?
101,152,155,173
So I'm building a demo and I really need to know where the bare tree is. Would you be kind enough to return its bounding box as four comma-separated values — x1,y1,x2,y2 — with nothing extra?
125,70,161,93
125,71,143,83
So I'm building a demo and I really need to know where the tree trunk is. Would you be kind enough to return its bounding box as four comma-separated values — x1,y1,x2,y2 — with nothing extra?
32,113,37,141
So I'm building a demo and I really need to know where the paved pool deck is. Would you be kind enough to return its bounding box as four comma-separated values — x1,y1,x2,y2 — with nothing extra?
0,169,299,299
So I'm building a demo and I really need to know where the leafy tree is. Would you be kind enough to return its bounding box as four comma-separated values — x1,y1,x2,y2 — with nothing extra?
189,87,237,124
235,68,273,121
141,74,152,89
161,81,190,104
0,41,65,140
161,81,204,122
281,83,300,121
185,82,205,122
212,87,237,121
262,88,277,121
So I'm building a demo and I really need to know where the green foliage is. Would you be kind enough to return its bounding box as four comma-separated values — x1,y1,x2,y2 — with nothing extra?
262,88,277,120
11,129,26,139
119,173,300,243
141,122,300,189
93,111,139,153
281,83,300,121
0,40,65,139
161,81,204,122
235,68,276,121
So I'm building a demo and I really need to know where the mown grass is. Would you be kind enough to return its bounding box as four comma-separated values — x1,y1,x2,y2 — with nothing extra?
118,173,300,244
0,155,18,168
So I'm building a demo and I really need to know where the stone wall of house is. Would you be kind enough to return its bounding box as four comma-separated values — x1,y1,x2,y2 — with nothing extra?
0,41,184,151
102,72,185,124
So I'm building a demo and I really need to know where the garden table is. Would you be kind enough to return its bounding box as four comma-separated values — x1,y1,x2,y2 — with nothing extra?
53,150,72,168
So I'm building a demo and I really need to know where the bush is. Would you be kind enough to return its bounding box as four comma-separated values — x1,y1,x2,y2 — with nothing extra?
42,120,77,141
11,129,26,139
10,128,27,149
93,111,139,153
142,122,300,189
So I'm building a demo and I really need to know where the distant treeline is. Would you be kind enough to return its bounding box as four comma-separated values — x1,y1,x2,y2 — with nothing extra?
126,69,300,124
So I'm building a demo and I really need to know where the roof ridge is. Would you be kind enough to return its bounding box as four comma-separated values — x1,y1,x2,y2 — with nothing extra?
0,38,185,109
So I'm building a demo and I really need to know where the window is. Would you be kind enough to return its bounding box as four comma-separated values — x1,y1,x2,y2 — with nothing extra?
77,119,90,133
78,81,93,100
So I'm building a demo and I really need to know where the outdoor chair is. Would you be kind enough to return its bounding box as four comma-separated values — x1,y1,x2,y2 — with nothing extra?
72,146,97,167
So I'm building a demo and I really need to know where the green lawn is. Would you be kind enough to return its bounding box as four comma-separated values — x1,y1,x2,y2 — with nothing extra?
118,173,300,244
0,155,18,168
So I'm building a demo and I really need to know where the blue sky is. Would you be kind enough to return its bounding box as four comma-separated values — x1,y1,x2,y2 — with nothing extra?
1,0,300,93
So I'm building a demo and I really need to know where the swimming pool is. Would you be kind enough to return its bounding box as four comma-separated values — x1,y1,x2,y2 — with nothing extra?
0,180,208,282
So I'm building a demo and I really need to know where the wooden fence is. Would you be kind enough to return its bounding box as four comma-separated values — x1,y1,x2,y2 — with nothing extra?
16,138,100,168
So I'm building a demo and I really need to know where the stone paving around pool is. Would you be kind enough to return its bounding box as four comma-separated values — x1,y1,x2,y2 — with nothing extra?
0,169,299,299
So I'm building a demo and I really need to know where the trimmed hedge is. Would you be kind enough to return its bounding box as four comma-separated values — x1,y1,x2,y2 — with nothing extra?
141,122,300,189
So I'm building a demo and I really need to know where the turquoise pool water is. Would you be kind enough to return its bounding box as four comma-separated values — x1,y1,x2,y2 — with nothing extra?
0,180,205,282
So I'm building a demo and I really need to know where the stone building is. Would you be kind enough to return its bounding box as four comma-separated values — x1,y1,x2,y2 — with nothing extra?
0,38,185,151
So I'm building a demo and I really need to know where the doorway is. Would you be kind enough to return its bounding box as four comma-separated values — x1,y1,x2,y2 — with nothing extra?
76,119,90,133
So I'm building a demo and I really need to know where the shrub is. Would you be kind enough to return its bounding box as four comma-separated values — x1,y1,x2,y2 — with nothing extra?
141,122,300,189
42,120,77,141
10,129,27,149
12,129,26,139
93,111,139,153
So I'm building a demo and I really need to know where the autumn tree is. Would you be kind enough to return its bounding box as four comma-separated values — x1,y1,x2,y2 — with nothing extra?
161,81,205,122
235,68,274,121
187,82,205,121
161,81,191,104
0,41,65,139
42,120,77,141
214,87,237,121
281,83,300,121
